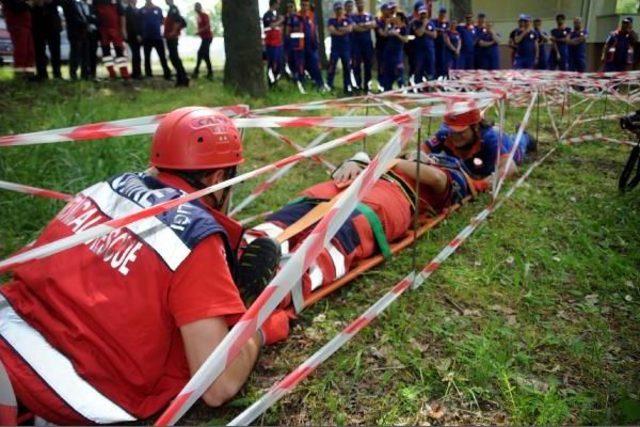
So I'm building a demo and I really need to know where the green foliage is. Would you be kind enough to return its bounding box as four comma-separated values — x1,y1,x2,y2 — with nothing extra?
615,0,639,14
0,70,638,425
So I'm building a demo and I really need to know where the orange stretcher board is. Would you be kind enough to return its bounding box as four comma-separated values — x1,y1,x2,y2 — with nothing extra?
300,199,468,310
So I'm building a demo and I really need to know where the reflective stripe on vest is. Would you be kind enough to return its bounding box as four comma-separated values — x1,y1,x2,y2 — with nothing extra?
327,243,346,278
82,182,192,271
0,296,136,423
250,222,290,255
309,263,324,290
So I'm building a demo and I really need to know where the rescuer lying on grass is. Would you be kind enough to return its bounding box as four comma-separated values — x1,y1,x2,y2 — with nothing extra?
238,108,536,311
0,107,291,424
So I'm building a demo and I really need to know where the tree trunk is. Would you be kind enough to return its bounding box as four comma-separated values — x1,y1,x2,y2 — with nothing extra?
314,0,328,67
222,0,266,97
450,0,471,21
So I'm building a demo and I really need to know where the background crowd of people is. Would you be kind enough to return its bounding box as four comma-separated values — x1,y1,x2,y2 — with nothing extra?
1,0,638,91
1,0,213,85
263,0,639,94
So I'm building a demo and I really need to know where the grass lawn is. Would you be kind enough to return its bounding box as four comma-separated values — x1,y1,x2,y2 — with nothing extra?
0,69,639,425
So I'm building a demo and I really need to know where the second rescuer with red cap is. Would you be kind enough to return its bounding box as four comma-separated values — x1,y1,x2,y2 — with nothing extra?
421,107,536,180
0,107,290,424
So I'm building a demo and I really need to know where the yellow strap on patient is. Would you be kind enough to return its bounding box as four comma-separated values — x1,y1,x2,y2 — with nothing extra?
276,197,339,243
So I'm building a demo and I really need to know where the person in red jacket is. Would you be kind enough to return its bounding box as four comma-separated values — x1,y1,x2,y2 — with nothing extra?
192,1,213,80
94,0,130,79
163,0,189,86
0,0,35,79
262,0,284,87
0,107,290,424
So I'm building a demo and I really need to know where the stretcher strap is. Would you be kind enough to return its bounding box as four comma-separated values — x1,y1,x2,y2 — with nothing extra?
356,203,392,259
276,197,339,243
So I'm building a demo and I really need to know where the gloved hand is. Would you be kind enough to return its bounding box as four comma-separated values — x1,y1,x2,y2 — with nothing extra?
332,152,370,187
332,161,362,187
260,309,294,346
473,179,491,193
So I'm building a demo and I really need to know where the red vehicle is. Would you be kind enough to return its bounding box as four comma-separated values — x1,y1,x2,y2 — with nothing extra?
0,15,14,65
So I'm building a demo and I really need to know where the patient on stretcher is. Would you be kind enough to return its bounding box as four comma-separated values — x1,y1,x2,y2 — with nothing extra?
237,110,535,312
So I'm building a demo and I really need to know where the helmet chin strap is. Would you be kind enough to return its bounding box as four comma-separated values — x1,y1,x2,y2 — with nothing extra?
210,167,237,211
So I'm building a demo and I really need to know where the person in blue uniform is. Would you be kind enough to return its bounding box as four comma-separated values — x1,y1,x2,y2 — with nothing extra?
284,1,306,92
350,0,375,92
344,0,356,88
381,11,408,90
406,1,423,82
141,0,171,80
443,19,460,74
327,1,353,93
533,18,549,70
549,13,570,70
474,12,487,68
456,13,476,70
476,16,500,70
262,0,284,87
602,17,638,72
410,5,436,83
299,0,327,90
422,109,536,183
512,14,538,69
431,7,449,78
507,19,520,66
375,3,393,91
567,17,588,72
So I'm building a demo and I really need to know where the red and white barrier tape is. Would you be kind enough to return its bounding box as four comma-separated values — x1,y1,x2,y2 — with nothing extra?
238,210,274,226
153,110,422,426
562,133,604,144
0,116,385,147
0,105,249,147
450,69,640,82
600,136,637,147
0,97,496,148
260,127,336,171
0,180,73,202
575,113,624,124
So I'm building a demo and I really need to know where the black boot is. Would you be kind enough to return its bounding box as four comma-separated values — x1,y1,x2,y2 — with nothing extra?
236,237,282,302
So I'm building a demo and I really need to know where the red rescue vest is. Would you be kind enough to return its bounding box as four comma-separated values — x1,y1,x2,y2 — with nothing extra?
0,172,239,424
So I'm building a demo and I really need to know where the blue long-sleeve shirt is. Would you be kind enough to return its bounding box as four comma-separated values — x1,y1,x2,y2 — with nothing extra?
140,5,163,41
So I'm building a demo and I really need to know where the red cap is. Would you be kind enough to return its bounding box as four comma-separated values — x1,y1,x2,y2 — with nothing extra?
443,108,482,132
150,107,244,170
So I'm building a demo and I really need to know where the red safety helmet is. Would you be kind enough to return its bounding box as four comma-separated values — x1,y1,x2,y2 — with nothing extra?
443,108,482,132
150,107,244,170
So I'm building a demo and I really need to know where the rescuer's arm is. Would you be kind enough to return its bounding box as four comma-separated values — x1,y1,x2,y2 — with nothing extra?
394,159,449,194
170,234,290,407
181,319,261,407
